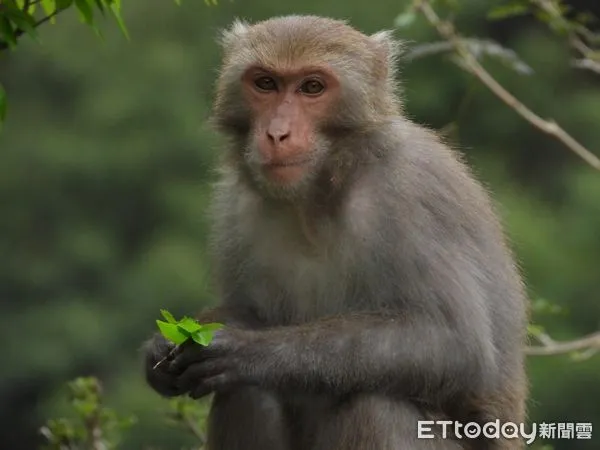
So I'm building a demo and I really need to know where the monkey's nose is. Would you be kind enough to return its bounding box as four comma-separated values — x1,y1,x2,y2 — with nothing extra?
267,129,290,144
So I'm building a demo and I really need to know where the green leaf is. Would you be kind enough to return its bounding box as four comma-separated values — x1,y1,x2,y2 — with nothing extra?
93,0,106,14
40,0,58,23
487,2,529,20
73,398,96,417
177,316,202,334
75,0,103,37
74,0,94,25
531,297,565,315
156,320,188,344
160,309,177,324
190,330,211,346
7,9,39,42
109,0,130,40
394,9,417,29
0,17,17,50
40,0,57,14
56,0,74,9
156,310,224,347
527,324,545,337
394,12,416,28
200,322,224,333
190,323,223,346
176,325,192,338
16,0,36,12
0,84,6,127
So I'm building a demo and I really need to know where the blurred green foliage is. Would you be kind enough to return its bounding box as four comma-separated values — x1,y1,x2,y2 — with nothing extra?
0,0,130,60
40,377,136,450
0,0,599,448
40,377,208,449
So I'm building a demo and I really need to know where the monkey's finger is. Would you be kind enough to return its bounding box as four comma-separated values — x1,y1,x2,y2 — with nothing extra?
189,373,231,399
176,359,229,392
169,345,220,374
145,367,184,397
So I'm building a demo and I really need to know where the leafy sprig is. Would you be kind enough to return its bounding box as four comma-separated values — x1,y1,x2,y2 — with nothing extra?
154,309,223,370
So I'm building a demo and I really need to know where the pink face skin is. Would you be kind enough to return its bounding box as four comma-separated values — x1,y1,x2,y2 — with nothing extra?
241,65,340,187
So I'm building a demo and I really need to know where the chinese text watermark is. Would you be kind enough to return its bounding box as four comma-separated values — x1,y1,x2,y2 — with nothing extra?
418,420,593,445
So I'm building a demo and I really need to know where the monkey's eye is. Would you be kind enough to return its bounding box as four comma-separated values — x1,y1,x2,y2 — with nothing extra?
299,79,325,96
254,76,277,92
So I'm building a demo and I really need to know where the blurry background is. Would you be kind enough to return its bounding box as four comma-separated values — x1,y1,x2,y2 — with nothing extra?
0,0,599,448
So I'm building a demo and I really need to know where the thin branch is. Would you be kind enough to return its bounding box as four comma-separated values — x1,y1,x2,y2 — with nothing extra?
168,399,207,447
182,414,206,446
406,39,534,75
33,8,62,27
413,0,600,171
526,331,600,357
85,380,108,450
572,58,600,75
570,35,593,56
405,40,455,60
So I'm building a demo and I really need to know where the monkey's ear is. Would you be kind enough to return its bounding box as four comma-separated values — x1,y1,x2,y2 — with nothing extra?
370,30,403,68
369,31,403,83
219,19,250,49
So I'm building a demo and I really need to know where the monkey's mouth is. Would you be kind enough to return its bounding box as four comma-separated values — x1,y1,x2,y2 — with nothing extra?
264,159,310,167
262,159,310,183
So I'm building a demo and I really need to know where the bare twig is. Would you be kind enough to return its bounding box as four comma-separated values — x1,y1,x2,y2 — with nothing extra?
413,0,600,170
32,9,62,27
572,58,600,75
406,39,534,75
170,400,207,447
405,41,455,60
153,343,181,370
526,331,600,357
183,414,207,446
85,380,108,450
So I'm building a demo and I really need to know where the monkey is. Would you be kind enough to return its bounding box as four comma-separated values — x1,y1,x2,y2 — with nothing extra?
144,15,528,450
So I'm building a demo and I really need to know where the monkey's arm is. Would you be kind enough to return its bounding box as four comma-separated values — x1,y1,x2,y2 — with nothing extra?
193,305,264,328
144,304,261,397
171,311,496,402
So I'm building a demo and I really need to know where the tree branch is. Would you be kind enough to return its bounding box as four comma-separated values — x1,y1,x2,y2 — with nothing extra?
572,58,600,75
526,331,600,357
413,0,600,171
182,413,206,446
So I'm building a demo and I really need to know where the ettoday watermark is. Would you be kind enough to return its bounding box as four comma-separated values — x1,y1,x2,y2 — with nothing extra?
418,420,593,445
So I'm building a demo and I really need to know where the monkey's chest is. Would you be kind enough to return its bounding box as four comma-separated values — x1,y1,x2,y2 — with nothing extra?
242,249,361,325
230,211,387,325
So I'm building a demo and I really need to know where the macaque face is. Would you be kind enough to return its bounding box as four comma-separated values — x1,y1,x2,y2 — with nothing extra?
240,65,340,197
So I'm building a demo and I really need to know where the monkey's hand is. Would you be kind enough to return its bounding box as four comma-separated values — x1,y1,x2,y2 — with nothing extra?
168,327,252,399
144,333,188,397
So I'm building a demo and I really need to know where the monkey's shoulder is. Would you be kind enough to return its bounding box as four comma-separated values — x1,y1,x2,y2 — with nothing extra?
365,120,504,236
